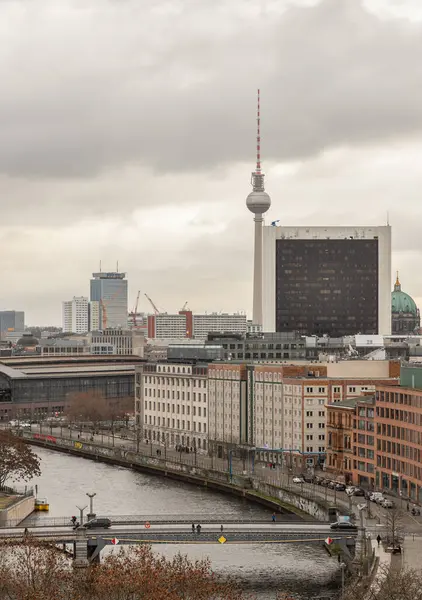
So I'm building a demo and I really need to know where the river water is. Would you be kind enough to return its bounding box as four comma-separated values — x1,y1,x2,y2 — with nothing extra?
29,448,340,599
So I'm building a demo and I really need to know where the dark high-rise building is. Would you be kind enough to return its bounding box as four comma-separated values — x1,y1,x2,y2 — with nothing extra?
262,226,391,336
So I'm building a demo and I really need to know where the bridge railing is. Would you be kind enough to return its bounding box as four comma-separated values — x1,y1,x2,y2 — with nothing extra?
0,485,34,497
2,513,291,529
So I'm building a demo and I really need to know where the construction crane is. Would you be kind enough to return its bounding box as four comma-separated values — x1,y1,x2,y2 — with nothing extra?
144,293,160,315
131,290,141,327
180,301,190,312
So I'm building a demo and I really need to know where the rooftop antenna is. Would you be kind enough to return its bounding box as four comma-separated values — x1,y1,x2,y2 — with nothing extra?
387,211,390,226
251,89,265,193
116,260,119,273
99,260,102,273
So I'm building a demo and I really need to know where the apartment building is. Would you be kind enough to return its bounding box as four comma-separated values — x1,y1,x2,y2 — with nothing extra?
62,297,88,334
375,364,422,501
208,360,399,468
135,362,209,452
90,329,145,356
326,396,376,485
147,312,247,340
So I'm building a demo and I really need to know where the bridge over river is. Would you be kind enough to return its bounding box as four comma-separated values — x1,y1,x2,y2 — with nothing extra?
15,447,343,599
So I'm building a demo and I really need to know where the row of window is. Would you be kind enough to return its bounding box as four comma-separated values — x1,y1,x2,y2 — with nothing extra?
377,406,422,426
144,388,207,402
144,400,206,418
142,376,206,387
144,415,206,432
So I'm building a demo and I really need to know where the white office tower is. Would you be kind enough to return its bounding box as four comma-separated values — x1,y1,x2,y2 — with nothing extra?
262,225,392,336
62,297,89,334
246,89,271,327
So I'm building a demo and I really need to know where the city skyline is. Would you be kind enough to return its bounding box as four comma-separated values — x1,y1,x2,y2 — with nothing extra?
2,0,422,324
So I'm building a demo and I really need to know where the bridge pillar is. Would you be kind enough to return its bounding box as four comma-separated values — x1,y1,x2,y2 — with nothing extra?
352,526,367,573
73,528,89,569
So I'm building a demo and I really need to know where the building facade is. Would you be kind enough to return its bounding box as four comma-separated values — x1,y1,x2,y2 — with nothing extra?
326,396,375,485
208,360,399,467
89,301,100,331
0,358,140,422
90,272,128,329
0,311,25,341
262,225,391,336
192,314,247,339
62,297,89,334
90,329,145,357
135,362,208,452
147,312,247,340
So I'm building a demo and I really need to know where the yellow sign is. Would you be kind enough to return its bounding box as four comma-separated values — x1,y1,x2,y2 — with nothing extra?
218,536,226,544
74,442,83,449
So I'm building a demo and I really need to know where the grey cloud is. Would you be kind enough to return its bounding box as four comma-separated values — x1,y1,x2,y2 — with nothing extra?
0,0,422,181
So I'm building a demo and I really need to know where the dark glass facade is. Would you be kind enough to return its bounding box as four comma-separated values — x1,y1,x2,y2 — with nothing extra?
276,239,378,336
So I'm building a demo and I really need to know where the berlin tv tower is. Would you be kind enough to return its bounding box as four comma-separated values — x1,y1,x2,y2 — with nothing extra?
246,89,271,326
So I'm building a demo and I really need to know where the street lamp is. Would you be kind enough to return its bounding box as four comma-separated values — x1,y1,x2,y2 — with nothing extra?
86,492,96,520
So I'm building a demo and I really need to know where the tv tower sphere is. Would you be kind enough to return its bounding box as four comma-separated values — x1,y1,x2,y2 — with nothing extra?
246,188,271,215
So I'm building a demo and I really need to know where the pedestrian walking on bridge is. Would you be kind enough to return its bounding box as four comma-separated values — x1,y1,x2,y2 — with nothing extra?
272,513,276,523
191,523,195,533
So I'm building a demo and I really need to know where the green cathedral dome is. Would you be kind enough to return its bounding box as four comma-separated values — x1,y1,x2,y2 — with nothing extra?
391,275,418,316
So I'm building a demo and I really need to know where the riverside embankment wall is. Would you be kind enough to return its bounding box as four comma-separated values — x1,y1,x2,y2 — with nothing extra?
0,495,35,526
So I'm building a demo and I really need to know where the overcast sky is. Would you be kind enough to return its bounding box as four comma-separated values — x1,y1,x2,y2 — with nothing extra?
1,0,422,326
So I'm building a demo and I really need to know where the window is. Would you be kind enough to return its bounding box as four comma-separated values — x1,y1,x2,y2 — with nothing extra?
306,387,313,393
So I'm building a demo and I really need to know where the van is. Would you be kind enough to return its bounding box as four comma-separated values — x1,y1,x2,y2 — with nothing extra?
369,492,383,503
83,518,112,529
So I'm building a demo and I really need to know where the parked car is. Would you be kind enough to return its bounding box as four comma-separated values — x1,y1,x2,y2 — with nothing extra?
352,488,365,497
292,476,304,484
345,486,356,496
327,481,336,489
82,518,112,529
335,484,346,492
370,492,384,503
314,476,324,485
321,479,331,487
375,496,386,505
330,521,358,530
301,474,314,483
381,499,394,509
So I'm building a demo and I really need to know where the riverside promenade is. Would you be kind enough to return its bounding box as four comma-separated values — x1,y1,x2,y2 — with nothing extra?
21,428,340,522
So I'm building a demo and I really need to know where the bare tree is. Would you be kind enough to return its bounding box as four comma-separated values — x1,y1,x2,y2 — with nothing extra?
0,540,245,600
65,392,108,435
343,566,422,600
384,507,404,547
0,431,41,488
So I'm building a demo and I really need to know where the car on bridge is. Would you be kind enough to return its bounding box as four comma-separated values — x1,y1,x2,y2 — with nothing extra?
330,521,358,531
80,518,112,530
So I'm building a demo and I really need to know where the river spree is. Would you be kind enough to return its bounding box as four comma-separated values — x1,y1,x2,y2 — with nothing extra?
29,448,339,599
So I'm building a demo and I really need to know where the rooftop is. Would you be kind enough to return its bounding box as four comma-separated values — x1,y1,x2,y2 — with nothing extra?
328,395,375,409
0,363,135,380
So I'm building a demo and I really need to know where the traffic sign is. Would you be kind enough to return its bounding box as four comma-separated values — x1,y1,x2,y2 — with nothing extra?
325,537,333,545
111,538,119,545
218,536,227,544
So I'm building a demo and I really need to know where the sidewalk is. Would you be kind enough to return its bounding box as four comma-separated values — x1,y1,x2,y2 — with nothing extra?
369,539,391,594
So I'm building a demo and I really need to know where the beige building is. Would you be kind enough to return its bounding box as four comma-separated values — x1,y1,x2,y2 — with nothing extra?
135,362,208,452
90,329,145,357
208,361,400,467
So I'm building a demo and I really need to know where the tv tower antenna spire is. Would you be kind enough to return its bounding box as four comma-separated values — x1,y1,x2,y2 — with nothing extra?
251,89,265,192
